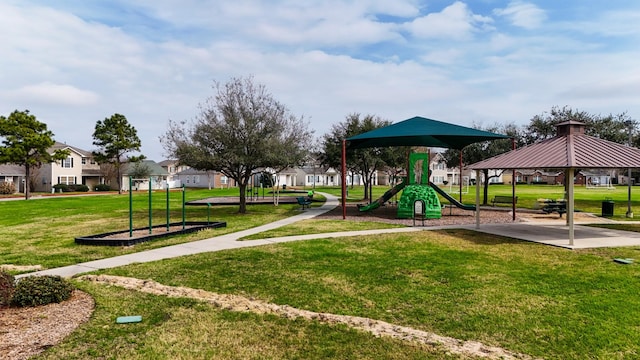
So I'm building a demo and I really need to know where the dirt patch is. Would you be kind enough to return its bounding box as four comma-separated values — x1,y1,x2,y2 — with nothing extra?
0,265,43,272
0,290,94,360
79,274,538,360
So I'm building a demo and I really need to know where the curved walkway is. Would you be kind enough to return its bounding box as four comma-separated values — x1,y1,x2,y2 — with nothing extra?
20,193,424,279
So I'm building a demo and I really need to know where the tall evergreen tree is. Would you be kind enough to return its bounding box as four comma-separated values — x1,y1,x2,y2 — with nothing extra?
0,110,69,199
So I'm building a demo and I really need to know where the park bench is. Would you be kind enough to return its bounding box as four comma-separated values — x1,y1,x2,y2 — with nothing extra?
296,196,312,210
491,195,517,206
541,200,567,217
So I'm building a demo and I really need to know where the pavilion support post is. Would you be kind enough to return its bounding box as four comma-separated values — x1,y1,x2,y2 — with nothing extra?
459,150,463,202
341,139,347,220
568,168,575,246
512,138,516,221
475,170,481,229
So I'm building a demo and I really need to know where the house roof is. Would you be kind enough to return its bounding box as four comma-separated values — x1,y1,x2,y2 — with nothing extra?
51,142,90,157
0,164,25,176
346,116,510,150
469,121,640,170
176,168,212,175
122,160,169,176
158,159,178,167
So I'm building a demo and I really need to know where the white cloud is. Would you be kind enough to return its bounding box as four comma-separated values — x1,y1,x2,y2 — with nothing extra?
2,1,640,161
494,1,546,29
8,82,99,106
405,1,493,40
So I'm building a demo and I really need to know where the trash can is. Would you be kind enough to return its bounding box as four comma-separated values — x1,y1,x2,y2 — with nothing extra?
602,200,614,217
282,184,286,190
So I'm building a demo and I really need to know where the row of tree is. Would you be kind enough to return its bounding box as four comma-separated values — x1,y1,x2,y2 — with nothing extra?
0,111,143,199
2,76,635,209
162,77,636,211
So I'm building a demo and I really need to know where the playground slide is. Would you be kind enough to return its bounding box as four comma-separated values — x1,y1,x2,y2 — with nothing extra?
358,180,406,212
429,182,476,211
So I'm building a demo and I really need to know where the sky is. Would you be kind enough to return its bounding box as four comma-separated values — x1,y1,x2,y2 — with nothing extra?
1,1,639,161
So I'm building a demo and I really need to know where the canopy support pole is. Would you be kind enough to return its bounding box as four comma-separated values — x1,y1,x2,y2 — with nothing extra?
341,139,347,220
568,167,575,246
512,138,516,221
475,170,481,229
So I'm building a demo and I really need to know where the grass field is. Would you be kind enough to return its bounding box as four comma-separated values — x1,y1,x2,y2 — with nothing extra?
5,185,640,359
39,230,640,359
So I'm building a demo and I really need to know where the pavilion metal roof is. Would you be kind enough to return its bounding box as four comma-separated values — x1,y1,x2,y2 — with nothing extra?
470,122,640,170
346,116,509,150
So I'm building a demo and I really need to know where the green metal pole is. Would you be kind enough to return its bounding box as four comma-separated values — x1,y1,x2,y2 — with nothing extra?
149,177,152,234
182,184,186,230
129,176,133,237
166,185,170,230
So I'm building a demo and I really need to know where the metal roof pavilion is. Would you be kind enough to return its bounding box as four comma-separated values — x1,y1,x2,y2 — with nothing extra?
346,116,509,150
468,120,640,246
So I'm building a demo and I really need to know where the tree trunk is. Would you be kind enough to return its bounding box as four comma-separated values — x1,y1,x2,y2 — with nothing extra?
482,169,489,205
116,161,122,195
238,182,247,214
24,165,30,200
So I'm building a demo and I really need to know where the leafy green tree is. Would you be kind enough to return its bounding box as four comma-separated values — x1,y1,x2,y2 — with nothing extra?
321,113,404,201
526,105,635,145
442,122,521,204
0,110,69,199
162,76,312,213
92,113,143,194
128,161,152,189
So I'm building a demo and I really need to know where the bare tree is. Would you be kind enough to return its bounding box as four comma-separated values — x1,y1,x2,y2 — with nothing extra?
162,76,312,213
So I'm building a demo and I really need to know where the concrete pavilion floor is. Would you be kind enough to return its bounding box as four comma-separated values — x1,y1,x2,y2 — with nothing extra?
453,216,640,249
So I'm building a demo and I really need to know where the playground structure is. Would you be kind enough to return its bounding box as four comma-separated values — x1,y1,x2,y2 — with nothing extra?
75,177,226,246
358,152,477,219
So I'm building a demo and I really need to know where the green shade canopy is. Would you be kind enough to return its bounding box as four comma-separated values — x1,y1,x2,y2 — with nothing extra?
346,116,510,150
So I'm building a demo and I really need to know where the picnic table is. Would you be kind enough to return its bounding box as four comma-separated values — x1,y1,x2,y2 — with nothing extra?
542,199,566,217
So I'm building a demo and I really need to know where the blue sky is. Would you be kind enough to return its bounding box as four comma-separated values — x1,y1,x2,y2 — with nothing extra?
1,1,639,160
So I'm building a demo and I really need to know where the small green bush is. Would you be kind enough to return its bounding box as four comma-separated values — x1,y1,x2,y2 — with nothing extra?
0,270,15,306
0,182,16,195
69,184,90,192
12,275,74,307
94,184,111,191
53,184,70,192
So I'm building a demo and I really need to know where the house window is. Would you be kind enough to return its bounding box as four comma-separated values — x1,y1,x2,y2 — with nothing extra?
61,157,73,168
81,158,86,165
90,159,96,164
194,175,199,183
307,175,314,183
433,176,445,184
58,176,75,185
186,177,190,184
221,176,228,185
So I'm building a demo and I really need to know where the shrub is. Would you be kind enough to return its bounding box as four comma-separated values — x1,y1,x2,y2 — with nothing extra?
12,275,74,307
69,184,89,192
53,184,69,192
0,270,15,306
94,184,111,191
0,182,16,195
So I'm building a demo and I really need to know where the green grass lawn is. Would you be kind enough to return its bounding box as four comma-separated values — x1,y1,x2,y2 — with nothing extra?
6,185,640,359
0,189,307,270
35,230,640,359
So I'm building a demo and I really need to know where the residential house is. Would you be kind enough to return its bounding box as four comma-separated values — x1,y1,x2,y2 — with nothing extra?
175,168,224,189
515,169,563,185
36,142,103,192
0,164,25,193
118,160,170,191
158,160,190,188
